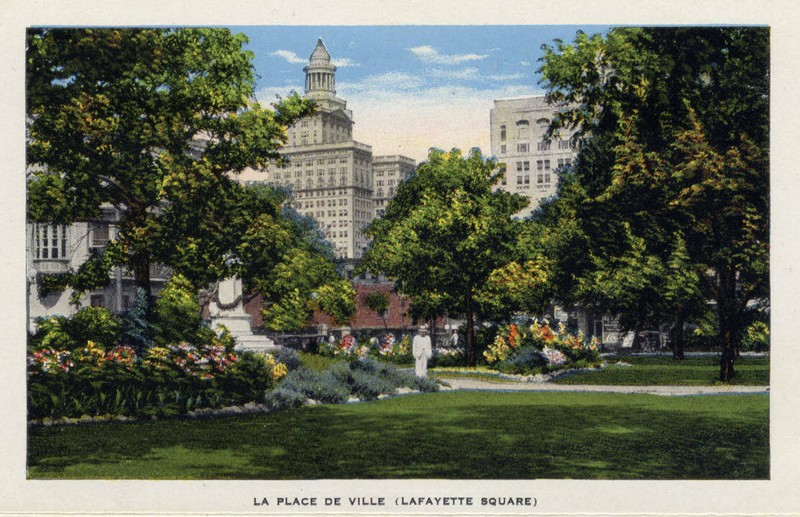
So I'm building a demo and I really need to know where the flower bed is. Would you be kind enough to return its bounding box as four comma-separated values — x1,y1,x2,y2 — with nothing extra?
483,320,601,375
318,333,413,364
28,340,286,420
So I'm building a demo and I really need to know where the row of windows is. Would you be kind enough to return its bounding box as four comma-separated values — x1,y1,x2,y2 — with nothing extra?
374,170,402,177
303,199,350,209
499,119,551,141
374,187,396,198
500,173,553,186
499,140,575,155
307,209,350,218
325,230,349,238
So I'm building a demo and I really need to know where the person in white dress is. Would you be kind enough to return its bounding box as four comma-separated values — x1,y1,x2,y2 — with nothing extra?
412,324,433,378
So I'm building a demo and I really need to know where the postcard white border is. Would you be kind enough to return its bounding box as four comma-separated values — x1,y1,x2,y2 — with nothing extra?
2,1,798,515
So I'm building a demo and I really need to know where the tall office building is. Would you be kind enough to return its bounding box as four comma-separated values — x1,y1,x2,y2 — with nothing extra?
240,39,415,259
490,96,578,217
372,155,416,217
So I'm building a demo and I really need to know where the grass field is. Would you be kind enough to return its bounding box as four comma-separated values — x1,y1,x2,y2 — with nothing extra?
28,390,768,480
553,355,769,386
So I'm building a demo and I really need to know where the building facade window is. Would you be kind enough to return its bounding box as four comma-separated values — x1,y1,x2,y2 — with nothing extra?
500,144,506,154
517,143,529,153
516,120,530,139
90,222,110,249
537,141,551,151
34,223,67,260
500,125,506,141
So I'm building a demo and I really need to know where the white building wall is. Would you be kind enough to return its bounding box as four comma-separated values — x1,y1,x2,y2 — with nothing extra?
490,96,578,217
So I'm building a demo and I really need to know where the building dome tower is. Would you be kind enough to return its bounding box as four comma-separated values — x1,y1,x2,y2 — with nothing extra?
304,38,336,96
302,38,348,113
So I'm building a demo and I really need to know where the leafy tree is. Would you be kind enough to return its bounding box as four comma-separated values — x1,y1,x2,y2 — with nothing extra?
26,28,354,334
363,291,390,329
360,148,534,366
26,28,314,295
538,27,768,379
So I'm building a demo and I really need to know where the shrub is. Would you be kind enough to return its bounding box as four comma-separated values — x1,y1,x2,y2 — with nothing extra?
121,287,152,353
153,274,202,346
280,367,350,404
29,315,76,351
268,357,438,411
741,321,769,352
274,347,303,372
299,352,342,372
348,368,396,400
264,387,307,411
29,307,124,352
431,348,465,368
496,346,548,375
67,306,123,348
410,375,440,393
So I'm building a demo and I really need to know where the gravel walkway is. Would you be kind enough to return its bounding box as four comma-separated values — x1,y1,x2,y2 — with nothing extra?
440,378,769,396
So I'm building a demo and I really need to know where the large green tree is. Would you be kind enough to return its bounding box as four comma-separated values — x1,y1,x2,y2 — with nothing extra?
26,28,314,295
359,148,539,366
538,27,769,379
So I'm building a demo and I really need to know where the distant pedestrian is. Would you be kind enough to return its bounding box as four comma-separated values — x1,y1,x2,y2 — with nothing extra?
450,328,459,348
412,324,433,378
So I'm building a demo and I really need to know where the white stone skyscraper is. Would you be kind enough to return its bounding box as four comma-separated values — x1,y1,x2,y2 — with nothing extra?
239,39,415,259
490,96,578,217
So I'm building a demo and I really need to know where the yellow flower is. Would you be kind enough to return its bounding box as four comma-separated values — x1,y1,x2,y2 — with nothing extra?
272,362,288,381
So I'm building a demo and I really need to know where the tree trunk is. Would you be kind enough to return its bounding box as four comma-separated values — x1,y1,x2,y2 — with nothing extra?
466,288,476,367
632,327,641,351
132,253,152,297
672,309,685,360
717,266,737,382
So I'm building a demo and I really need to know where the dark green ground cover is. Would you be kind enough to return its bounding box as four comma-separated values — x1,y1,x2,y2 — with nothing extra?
553,355,769,386
28,391,768,479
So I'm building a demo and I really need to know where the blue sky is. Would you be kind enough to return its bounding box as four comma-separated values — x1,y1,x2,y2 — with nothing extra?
229,26,610,162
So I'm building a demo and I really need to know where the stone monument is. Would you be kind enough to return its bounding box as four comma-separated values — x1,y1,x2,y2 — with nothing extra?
209,276,278,353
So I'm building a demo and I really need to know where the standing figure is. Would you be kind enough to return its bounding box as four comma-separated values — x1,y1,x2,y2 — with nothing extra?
450,328,460,348
412,324,433,378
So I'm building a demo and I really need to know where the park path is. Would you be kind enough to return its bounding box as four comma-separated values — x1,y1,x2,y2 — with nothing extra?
439,378,769,396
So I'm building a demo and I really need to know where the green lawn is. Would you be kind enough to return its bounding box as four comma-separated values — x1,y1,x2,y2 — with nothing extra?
28,391,768,479
553,355,769,386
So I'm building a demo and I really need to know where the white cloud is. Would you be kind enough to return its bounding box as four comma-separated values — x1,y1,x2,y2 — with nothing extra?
270,50,358,68
428,67,480,80
519,60,531,67
487,73,525,81
332,58,359,67
338,71,423,95
408,45,488,65
270,50,306,64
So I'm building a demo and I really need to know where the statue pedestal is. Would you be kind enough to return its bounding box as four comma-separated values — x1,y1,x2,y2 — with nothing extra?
210,276,278,354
